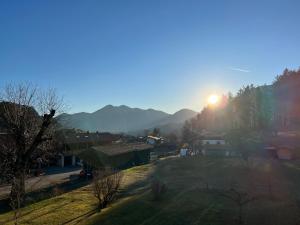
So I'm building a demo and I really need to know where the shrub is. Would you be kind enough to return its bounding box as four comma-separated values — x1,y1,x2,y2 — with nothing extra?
52,185,64,197
92,169,123,211
151,179,167,201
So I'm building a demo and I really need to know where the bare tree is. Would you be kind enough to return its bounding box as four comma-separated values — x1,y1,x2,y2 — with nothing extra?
92,169,123,211
0,83,64,213
218,188,258,225
151,178,167,201
166,132,178,145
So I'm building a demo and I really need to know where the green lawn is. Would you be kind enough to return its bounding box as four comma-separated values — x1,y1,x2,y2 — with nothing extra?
1,156,300,225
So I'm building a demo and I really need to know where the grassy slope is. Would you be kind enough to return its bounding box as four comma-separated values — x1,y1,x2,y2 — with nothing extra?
0,165,154,225
1,157,300,225
86,157,300,225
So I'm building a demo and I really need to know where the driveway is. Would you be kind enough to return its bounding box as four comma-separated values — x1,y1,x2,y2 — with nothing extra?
0,166,81,199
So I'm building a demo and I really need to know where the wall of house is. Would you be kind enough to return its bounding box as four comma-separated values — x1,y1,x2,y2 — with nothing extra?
147,138,156,145
78,148,151,170
202,139,226,145
109,149,150,169
277,148,292,160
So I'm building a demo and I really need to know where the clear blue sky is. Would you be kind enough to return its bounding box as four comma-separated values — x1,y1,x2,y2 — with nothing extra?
1,0,300,114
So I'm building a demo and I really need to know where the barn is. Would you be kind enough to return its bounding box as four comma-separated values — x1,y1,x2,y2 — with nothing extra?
55,130,122,167
77,143,153,170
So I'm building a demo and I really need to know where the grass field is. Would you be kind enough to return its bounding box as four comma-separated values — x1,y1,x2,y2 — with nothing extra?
1,156,300,225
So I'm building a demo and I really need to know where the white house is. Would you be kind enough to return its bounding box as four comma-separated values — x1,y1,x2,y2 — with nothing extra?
180,148,188,157
147,136,163,145
202,139,226,145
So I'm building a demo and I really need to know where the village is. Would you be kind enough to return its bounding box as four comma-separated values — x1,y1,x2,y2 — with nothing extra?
1,123,299,208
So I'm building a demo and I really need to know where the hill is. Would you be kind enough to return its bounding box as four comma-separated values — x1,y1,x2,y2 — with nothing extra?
141,109,198,135
57,105,197,134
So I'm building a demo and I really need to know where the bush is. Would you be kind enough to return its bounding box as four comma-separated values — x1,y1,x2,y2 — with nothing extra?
151,179,167,201
92,169,123,211
52,185,64,197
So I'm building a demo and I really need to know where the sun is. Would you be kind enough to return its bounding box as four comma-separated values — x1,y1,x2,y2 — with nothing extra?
208,94,219,105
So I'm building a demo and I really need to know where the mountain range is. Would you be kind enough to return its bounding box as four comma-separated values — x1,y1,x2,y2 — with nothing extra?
57,105,197,135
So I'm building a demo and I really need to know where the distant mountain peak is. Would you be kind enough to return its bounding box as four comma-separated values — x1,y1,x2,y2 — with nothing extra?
57,105,197,134
174,108,197,114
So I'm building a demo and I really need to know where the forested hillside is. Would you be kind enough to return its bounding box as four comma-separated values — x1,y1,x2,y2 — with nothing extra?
183,68,300,137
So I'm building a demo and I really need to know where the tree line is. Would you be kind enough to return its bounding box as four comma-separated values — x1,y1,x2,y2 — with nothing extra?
182,68,300,145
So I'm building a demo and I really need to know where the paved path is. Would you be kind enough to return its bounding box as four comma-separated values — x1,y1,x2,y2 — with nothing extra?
0,167,81,199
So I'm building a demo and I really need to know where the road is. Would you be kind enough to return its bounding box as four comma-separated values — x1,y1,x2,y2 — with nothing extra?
0,166,81,199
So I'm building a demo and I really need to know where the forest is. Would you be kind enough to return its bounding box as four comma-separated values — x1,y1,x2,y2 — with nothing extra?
182,68,300,147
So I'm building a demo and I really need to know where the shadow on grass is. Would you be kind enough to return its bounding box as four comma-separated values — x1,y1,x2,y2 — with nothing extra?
66,164,157,225
0,162,159,225
1,200,73,224
0,178,91,214
62,208,98,225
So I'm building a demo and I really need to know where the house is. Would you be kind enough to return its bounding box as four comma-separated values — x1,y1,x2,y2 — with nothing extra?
151,143,177,157
264,132,300,160
76,143,153,170
150,152,158,161
201,136,226,145
180,148,188,157
264,145,294,160
201,135,230,156
202,144,231,157
264,146,277,158
277,147,293,160
55,130,122,167
147,136,164,145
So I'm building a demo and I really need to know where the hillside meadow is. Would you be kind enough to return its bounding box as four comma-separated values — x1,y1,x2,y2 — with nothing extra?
1,156,300,225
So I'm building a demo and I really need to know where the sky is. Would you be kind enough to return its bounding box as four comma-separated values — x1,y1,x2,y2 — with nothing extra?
0,0,300,114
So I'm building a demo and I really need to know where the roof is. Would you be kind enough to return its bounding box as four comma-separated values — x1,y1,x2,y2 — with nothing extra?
91,143,153,156
203,145,230,151
265,135,300,149
202,137,225,140
76,143,153,168
147,136,161,141
58,131,121,144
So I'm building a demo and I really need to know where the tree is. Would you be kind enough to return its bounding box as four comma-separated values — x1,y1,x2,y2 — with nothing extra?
226,129,250,161
92,169,123,211
143,129,149,137
218,187,258,225
273,68,300,129
0,83,63,211
166,132,178,145
182,68,300,137
151,178,167,201
181,120,197,145
152,127,160,137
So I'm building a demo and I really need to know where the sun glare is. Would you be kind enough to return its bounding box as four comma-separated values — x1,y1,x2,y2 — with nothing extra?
208,94,219,105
